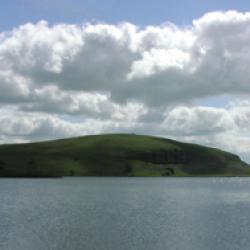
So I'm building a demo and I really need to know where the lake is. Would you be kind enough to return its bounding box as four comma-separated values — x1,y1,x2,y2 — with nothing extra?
1,177,250,250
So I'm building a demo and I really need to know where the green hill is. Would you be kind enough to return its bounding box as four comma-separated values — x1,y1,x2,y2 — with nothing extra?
0,134,249,177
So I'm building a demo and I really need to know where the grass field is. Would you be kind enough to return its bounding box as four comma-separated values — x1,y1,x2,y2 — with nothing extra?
0,134,249,177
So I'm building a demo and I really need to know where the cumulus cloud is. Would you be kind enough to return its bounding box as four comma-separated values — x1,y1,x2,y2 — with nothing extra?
1,11,250,106
0,71,30,102
162,106,235,136
0,11,249,162
0,108,105,142
161,104,250,162
0,108,146,143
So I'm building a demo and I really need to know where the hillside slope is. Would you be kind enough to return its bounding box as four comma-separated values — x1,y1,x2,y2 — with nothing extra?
0,134,249,177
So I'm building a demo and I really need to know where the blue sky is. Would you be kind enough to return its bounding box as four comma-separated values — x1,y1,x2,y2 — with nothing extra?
1,0,250,31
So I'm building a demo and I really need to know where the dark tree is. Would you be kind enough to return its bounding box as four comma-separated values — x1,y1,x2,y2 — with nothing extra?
0,160,5,170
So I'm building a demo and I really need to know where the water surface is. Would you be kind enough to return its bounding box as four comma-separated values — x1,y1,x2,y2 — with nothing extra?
1,177,250,250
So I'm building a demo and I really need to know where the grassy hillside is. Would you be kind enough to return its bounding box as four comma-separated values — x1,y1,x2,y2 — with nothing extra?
0,134,249,177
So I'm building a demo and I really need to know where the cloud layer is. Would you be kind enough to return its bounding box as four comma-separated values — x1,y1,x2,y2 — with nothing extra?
0,11,249,162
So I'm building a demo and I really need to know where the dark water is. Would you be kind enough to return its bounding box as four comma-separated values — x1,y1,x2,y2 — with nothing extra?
1,177,250,250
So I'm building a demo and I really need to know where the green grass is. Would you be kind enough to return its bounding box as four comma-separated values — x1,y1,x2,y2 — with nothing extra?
0,133,249,177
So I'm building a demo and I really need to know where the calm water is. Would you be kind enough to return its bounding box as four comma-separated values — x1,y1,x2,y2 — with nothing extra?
1,177,250,250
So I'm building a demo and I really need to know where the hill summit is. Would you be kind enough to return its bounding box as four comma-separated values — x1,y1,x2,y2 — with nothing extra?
0,134,249,177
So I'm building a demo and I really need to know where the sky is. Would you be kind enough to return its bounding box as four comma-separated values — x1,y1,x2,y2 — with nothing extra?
1,0,250,30
0,0,250,163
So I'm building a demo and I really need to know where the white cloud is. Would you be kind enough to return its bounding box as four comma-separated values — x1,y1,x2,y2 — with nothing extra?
0,108,102,142
127,48,190,79
162,106,235,136
161,105,250,138
0,11,249,162
0,71,30,102
161,104,250,162
1,11,250,106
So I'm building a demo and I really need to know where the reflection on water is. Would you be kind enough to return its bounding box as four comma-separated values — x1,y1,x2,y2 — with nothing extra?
1,177,250,250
